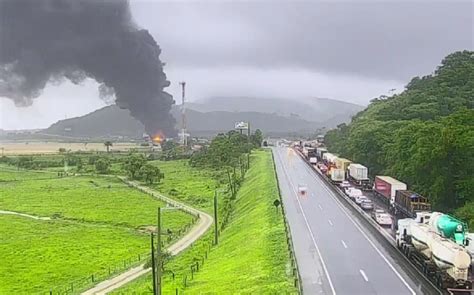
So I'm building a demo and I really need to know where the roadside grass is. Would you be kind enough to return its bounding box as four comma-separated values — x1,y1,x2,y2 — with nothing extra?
0,175,193,231
114,150,296,294
183,149,296,293
0,215,150,294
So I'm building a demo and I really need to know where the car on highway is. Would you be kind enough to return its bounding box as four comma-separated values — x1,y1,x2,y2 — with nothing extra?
371,209,393,227
355,195,369,205
347,188,363,199
360,199,374,210
339,180,351,189
297,184,308,196
371,208,385,218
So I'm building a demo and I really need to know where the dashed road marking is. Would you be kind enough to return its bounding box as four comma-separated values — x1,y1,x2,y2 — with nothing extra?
360,269,369,282
341,240,348,248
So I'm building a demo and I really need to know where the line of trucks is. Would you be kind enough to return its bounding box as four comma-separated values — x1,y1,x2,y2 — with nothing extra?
298,143,473,293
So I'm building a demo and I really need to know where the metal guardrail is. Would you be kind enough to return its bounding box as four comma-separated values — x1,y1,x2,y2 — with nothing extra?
270,151,303,294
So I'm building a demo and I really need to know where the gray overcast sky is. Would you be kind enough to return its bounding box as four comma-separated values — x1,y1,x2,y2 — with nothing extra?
1,0,472,129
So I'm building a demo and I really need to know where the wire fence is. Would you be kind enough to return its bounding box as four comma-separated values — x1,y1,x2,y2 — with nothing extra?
270,150,303,294
50,252,151,295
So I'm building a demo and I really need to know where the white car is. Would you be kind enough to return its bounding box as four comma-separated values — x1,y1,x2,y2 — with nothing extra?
297,184,308,196
360,200,374,210
355,195,369,205
347,188,363,199
374,213,393,227
339,181,351,189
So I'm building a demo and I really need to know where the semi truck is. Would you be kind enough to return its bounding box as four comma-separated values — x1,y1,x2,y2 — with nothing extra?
322,152,338,165
374,176,407,206
396,213,472,290
393,190,431,218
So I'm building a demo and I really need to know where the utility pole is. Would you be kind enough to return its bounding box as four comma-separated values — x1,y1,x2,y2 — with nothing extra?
214,191,218,245
156,207,162,295
247,122,251,168
179,82,187,147
150,233,157,295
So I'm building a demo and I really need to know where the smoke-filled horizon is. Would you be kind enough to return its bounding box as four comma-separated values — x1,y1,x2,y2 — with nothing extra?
0,0,176,136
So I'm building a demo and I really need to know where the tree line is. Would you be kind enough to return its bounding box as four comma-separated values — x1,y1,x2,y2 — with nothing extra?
324,51,474,226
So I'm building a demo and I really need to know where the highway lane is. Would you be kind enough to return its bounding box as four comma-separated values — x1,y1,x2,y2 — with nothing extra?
273,147,438,295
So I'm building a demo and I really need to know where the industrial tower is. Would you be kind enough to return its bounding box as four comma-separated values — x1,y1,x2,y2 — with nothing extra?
179,81,187,146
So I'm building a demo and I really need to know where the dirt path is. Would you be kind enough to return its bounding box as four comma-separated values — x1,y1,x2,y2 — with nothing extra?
81,178,213,295
0,210,51,220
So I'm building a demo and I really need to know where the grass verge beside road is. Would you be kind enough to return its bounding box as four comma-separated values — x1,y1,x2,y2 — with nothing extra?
183,149,296,293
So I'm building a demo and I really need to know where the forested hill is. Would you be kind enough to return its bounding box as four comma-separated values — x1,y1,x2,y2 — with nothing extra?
325,51,474,226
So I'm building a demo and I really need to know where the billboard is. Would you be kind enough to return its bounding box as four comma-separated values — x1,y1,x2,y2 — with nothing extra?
234,121,249,130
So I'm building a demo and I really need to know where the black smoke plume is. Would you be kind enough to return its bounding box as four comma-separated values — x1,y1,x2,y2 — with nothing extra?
0,0,176,136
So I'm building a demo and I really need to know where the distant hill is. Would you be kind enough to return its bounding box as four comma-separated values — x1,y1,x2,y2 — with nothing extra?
44,105,319,138
188,97,363,123
43,96,362,138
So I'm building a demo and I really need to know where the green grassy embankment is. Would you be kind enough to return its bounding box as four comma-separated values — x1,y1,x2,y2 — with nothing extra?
183,150,295,293
115,150,296,294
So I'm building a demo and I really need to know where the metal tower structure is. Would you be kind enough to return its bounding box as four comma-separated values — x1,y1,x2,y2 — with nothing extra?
179,81,187,146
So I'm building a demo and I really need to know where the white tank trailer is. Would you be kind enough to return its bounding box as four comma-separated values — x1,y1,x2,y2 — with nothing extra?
396,212,472,290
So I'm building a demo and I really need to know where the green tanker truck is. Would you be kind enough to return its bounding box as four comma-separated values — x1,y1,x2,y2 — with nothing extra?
428,212,469,246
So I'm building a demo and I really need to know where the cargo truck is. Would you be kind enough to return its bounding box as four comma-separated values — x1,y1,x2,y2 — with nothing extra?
374,176,407,206
347,163,371,189
393,190,431,218
334,157,351,171
330,168,345,183
322,153,338,165
396,213,472,290
316,147,327,160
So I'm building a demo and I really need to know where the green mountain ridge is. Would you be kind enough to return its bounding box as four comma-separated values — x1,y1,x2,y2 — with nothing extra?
325,50,474,226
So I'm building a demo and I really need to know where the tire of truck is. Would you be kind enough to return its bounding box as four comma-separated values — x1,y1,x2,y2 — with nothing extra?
436,274,443,289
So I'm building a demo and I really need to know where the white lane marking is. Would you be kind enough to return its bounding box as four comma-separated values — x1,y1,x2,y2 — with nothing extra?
301,162,417,295
328,219,333,226
318,204,323,210
341,240,348,249
276,149,337,295
359,269,369,282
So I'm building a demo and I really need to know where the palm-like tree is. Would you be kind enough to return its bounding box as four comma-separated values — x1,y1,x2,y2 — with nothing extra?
104,141,113,153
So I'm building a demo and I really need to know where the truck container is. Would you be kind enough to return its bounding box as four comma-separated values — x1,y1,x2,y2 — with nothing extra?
348,164,368,181
396,215,472,290
429,212,468,246
307,148,317,159
393,190,431,218
330,168,345,182
374,176,407,205
323,153,338,164
316,147,327,159
334,158,352,171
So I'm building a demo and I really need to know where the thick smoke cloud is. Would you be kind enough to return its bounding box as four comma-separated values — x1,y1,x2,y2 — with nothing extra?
0,0,176,136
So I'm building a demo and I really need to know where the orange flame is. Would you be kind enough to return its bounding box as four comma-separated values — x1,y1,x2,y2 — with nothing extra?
152,131,165,144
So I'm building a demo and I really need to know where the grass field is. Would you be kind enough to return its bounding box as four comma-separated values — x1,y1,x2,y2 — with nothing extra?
0,164,197,293
0,141,144,155
148,160,225,213
0,215,149,294
114,150,296,294
0,173,193,231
